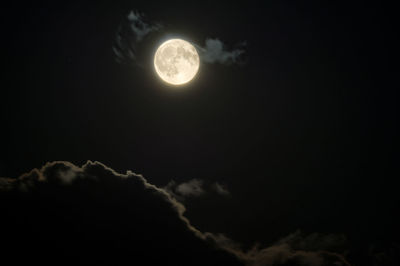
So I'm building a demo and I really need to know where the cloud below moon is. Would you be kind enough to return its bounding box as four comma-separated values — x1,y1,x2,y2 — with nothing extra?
1,160,352,266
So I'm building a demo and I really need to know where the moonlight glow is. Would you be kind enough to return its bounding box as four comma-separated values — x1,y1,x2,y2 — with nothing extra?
154,39,200,85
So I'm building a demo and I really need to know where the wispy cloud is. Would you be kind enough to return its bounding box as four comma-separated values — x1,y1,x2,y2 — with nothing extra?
126,10,162,42
175,178,204,196
214,230,351,266
113,10,246,67
113,10,162,66
213,182,230,195
164,179,231,201
196,38,246,65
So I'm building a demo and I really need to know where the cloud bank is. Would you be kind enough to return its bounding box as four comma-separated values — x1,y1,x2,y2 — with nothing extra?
1,161,352,266
0,161,240,265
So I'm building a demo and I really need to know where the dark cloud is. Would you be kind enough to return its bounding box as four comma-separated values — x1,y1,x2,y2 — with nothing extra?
0,161,352,266
225,231,351,266
0,161,241,266
126,11,162,42
113,10,246,67
113,10,162,66
246,246,350,266
368,243,400,266
278,231,348,254
213,182,231,195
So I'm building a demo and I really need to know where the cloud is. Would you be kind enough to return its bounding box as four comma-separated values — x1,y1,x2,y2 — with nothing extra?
368,243,400,266
244,244,351,266
0,161,352,266
278,231,348,253
113,10,246,67
175,178,204,196
196,38,246,65
113,10,162,66
164,179,204,201
126,11,162,42
213,182,231,195
0,161,241,265
222,231,351,266
163,179,230,200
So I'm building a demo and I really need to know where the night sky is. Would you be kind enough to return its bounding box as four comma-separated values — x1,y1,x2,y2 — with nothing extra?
2,1,398,265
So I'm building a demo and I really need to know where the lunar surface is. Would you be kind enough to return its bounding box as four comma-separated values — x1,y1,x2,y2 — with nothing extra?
154,39,200,85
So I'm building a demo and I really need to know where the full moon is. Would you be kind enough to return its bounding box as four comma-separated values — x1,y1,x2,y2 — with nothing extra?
154,39,200,85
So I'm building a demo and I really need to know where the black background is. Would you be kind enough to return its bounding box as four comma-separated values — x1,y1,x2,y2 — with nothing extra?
2,0,398,263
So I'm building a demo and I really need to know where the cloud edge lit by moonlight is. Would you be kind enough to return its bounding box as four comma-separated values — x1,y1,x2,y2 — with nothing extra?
1,160,351,266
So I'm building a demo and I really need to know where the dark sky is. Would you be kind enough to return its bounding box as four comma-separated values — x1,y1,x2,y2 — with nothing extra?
2,1,398,265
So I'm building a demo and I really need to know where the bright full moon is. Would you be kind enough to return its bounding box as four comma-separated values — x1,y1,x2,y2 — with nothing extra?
154,39,200,85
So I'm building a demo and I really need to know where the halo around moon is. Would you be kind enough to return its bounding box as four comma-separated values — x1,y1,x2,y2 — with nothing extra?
154,39,200,85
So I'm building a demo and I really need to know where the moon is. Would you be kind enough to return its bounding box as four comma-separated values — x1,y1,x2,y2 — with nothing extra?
154,39,200,85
